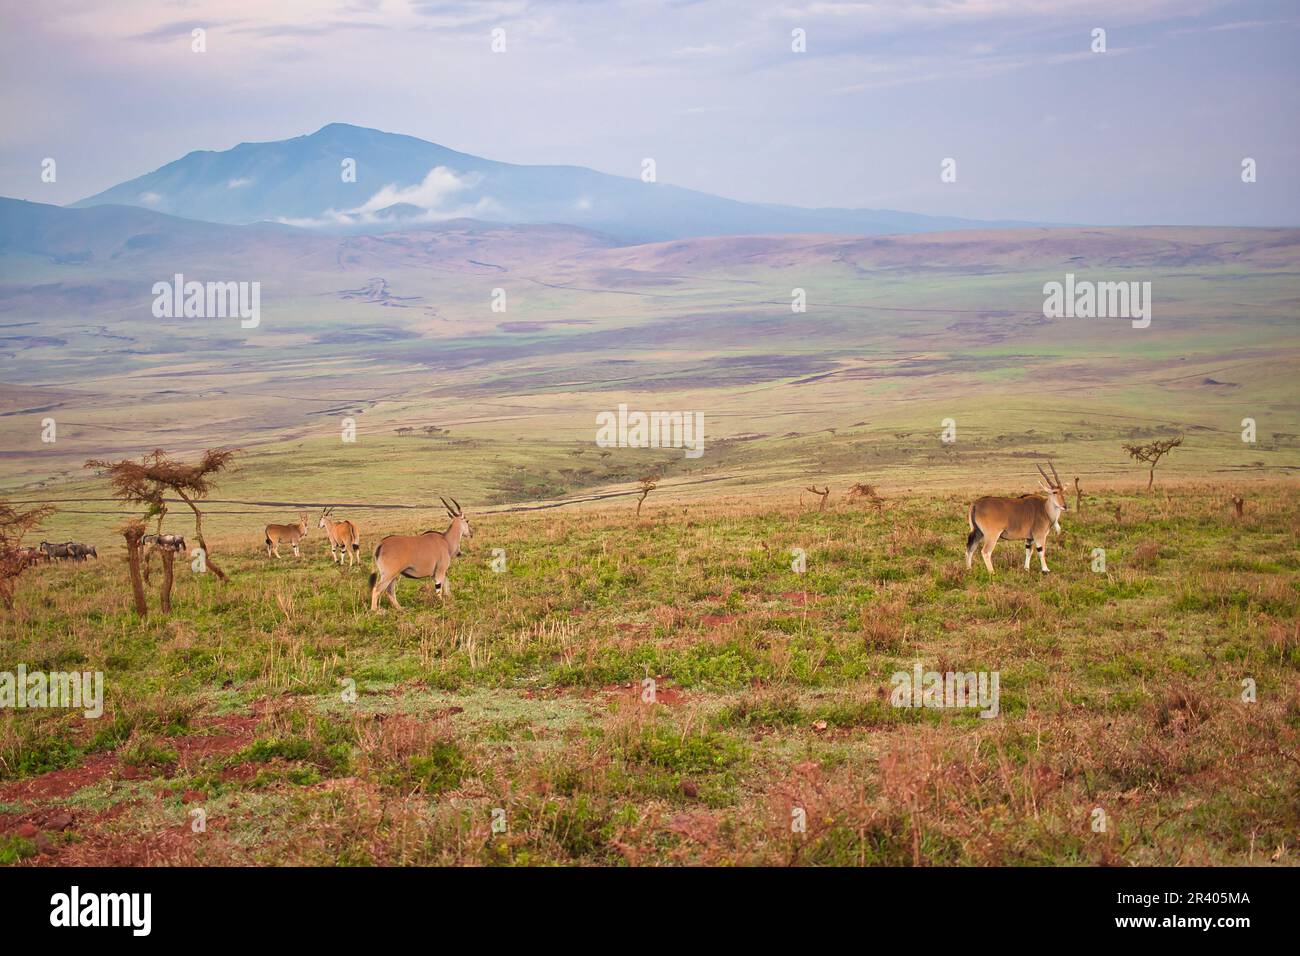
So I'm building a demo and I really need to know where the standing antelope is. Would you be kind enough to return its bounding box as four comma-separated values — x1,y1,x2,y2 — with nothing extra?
965,463,1068,574
369,497,472,611
318,508,361,567
265,512,309,558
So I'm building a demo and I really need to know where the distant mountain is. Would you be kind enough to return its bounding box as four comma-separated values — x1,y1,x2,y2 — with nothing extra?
71,123,1038,243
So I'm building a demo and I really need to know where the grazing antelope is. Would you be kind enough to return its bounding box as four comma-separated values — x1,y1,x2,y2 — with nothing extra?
318,508,361,567
965,462,1068,574
369,497,472,611
264,513,309,558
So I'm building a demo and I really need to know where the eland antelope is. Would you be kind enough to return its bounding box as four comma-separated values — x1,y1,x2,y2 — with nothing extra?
369,497,472,611
265,513,309,558
965,463,1068,574
318,508,361,567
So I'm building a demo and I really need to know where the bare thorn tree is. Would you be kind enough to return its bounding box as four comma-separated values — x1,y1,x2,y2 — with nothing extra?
86,448,240,599
845,482,885,514
635,474,659,517
0,500,55,611
1121,436,1183,492
805,485,831,513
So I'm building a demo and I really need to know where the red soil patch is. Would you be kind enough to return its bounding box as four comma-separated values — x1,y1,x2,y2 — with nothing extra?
701,613,740,627
0,713,259,805
0,754,119,803
171,714,260,770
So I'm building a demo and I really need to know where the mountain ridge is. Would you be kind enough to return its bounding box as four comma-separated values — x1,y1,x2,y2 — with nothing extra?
70,122,1043,242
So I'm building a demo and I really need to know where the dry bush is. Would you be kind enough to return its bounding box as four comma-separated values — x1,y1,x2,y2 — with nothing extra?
1131,540,1161,569
860,596,906,651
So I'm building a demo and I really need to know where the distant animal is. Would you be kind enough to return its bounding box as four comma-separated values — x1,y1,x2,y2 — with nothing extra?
144,533,187,553
39,541,71,561
318,508,361,567
965,462,1068,574
369,497,472,611
14,546,43,568
66,543,98,561
265,513,309,558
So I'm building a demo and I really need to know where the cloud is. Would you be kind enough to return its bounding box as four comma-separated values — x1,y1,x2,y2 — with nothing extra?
138,191,162,205
278,166,499,228
228,177,253,188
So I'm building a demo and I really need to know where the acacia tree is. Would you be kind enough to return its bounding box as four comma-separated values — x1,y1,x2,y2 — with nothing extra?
635,474,659,517
845,482,885,514
805,485,831,513
1120,436,1183,491
86,449,239,613
0,500,55,611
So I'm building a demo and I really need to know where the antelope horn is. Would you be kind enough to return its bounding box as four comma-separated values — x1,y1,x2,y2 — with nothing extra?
450,497,462,515
1036,464,1051,484
439,496,454,516
1048,460,1062,486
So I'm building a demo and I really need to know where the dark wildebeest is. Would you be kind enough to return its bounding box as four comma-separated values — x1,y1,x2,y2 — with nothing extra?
144,533,186,553
40,541,71,561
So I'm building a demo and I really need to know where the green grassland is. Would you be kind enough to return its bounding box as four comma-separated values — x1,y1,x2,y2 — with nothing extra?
1,484,1297,865
1,225,1297,866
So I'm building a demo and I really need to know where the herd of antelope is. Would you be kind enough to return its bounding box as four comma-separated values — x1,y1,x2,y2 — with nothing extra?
30,465,1070,611
262,497,471,612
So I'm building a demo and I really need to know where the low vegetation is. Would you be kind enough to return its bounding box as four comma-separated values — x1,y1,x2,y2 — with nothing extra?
0,482,1296,865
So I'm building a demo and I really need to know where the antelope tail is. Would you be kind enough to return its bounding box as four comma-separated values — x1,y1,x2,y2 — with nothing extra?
966,505,983,551
368,571,377,589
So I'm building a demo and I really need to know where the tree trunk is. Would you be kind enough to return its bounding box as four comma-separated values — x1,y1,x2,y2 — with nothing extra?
158,547,175,614
176,490,226,582
123,526,148,617
1147,467,1155,492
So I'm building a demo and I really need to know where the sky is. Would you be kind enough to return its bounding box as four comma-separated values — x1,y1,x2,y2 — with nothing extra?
1,0,1297,226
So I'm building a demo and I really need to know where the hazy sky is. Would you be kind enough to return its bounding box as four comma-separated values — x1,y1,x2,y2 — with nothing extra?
2,0,1297,225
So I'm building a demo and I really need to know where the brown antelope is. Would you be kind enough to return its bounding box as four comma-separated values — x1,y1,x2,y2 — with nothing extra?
265,512,309,558
318,507,361,567
369,497,472,611
965,462,1068,574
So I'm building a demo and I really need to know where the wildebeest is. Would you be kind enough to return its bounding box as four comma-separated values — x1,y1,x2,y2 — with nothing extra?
13,546,44,567
40,541,71,561
265,513,309,558
144,533,187,553
66,543,98,561
965,463,1068,574
369,497,472,611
